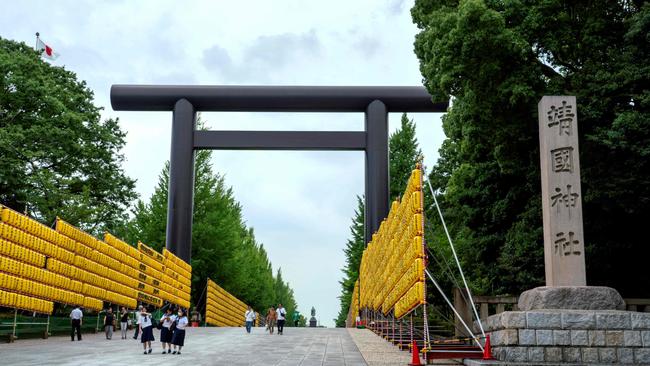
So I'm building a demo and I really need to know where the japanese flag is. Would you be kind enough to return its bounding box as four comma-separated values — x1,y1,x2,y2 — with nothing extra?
36,38,59,60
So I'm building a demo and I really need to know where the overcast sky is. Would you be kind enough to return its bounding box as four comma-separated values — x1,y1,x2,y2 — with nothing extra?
2,0,446,327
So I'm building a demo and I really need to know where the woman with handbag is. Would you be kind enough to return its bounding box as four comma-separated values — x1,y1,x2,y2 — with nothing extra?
171,309,188,355
159,307,176,354
120,307,129,339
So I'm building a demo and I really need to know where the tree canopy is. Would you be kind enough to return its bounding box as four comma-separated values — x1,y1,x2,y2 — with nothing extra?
0,37,136,233
412,0,649,296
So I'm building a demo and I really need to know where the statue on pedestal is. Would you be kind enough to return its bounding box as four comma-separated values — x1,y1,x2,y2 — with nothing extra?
309,306,317,327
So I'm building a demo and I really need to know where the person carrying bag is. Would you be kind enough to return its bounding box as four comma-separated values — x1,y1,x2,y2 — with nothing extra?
159,308,176,354
104,308,115,340
171,309,188,355
276,303,286,335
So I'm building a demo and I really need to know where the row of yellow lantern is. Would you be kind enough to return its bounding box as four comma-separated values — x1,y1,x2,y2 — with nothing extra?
374,234,424,310
0,238,45,269
56,218,191,309
0,252,81,297
54,218,161,308
0,289,53,314
394,281,425,318
105,234,190,309
360,199,423,308
166,251,192,274
0,271,82,307
381,258,424,313
206,300,243,327
207,279,248,313
349,279,360,323
0,205,192,313
357,167,426,319
0,222,75,265
205,279,250,327
1,208,75,251
367,219,423,310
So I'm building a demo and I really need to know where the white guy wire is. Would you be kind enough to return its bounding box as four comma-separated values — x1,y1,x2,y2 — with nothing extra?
425,269,483,351
425,174,486,339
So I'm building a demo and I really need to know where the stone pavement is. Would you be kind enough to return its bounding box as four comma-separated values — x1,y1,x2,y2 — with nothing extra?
347,327,411,365
347,328,462,366
0,327,367,366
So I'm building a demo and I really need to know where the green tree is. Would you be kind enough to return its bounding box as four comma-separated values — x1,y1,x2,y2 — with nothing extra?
390,113,423,201
273,268,298,327
298,314,307,327
0,37,136,233
412,0,650,296
334,196,365,327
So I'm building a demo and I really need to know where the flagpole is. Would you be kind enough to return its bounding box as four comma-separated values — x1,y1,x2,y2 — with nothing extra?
35,32,40,51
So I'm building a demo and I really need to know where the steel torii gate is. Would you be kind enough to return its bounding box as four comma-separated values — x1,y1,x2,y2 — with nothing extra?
111,85,446,262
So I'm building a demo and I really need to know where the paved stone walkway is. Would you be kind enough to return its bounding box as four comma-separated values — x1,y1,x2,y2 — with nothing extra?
347,328,411,365
347,328,462,366
0,327,367,366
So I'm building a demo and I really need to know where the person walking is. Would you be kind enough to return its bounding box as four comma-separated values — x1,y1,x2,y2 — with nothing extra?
132,305,143,340
120,307,129,339
104,308,115,340
160,307,176,354
292,310,300,327
266,306,276,334
70,305,83,341
139,308,155,354
276,303,286,335
244,306,256,334
171,309,188,355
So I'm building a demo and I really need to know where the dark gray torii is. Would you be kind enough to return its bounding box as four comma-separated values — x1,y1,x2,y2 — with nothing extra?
110,85,446,262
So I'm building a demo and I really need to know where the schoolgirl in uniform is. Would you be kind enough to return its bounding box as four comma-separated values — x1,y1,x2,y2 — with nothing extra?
171,308,188,355
139,308,155,354
160,307,176,354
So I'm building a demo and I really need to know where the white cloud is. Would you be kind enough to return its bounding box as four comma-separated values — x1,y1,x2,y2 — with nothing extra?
1,0,446,327
203,30,321,83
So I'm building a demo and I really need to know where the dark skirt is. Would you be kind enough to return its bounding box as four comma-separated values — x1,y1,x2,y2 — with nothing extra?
141,326,155,343
160,327,173,343
171,328,186,347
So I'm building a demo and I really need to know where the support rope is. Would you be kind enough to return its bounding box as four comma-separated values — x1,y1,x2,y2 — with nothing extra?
425,174,486,339
424,239,470,307
425,269,484,351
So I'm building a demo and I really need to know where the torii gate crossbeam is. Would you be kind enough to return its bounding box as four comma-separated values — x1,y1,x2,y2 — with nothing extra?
111,85,447,262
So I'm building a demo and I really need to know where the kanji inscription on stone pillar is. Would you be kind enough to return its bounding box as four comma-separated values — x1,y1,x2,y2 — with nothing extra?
539,96,586,286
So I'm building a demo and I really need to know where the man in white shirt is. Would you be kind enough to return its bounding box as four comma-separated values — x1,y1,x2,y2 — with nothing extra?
70,305,83,341
244,306,256,334
276,304,286,335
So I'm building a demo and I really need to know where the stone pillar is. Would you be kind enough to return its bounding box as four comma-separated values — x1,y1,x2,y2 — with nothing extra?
453,288,473,337
538,96,586,286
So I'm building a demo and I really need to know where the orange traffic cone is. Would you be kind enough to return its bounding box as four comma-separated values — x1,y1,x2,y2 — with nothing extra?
482,334,494,360
409,340,422,366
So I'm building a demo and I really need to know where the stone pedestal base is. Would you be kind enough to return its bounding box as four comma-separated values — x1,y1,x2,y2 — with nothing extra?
309,317,317,327
518,286,626,311
473,310,650,364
